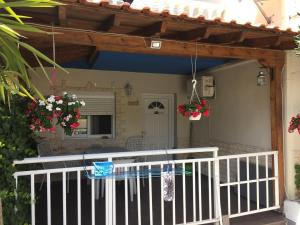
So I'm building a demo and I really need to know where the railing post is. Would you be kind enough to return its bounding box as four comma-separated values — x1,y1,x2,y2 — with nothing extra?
274,152,279,207
106,157,114,225
213,149,222,225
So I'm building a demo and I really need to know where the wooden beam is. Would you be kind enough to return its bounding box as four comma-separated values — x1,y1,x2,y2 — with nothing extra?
130,21,167,37
21,25,283,66
202,31,245,44
270,55,285,206
21,44,91,66
99,15,120,32
58,6,67,26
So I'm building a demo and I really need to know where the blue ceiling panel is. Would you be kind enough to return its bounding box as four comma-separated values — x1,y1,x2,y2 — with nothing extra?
63,51,231,75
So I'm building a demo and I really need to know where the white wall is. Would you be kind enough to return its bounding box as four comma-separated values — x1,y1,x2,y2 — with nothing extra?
283,51,300,200
31,68,190,150
192,60,272,154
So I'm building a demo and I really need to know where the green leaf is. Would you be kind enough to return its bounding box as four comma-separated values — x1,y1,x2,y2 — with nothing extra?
0,0,23,24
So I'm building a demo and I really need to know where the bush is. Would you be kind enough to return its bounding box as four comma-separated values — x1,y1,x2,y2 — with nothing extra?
0,96,37,225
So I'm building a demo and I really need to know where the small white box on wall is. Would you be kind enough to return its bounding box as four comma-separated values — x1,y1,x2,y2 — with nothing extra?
187,75,215,99
200,76,215,98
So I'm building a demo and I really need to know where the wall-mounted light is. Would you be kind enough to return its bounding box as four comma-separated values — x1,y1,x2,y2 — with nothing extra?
150,40,162,49
257,70,268,86
144,38,162,49
124,82,133,96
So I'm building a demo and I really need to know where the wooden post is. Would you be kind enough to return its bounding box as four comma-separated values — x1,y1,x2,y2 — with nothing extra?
270,54,285,206
0,198,3,225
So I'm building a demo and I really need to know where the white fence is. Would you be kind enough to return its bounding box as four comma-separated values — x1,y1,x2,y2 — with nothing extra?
13,147,279,225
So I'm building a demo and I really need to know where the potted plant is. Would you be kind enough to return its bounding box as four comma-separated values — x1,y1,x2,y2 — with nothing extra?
288,114,300,134
26,92,85,136
178,99,209,121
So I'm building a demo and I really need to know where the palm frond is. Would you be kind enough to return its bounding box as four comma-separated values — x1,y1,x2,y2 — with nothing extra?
0,0,67,104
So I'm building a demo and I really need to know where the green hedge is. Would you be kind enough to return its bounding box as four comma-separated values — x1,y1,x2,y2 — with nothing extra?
0,96,37,225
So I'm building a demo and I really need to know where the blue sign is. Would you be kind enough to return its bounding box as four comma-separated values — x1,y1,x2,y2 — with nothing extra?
93,161,114,177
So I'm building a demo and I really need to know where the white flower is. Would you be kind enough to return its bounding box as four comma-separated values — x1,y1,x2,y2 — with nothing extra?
68,114,73,118
56,107,61,111
46,104,53,111
72,94,77,99
56,100,63,104
39,100,45,106
47,95,55,103
80,101,85,106
68,102,76,106
61,122,66,126
63,92,68,95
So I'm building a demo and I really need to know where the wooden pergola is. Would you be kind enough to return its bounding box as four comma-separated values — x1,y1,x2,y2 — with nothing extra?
17,0,299,206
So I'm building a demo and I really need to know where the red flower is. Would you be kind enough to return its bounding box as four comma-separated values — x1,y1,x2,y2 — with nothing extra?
192,111,200,117
203,109,210,117
70,122,80,129
201,99,206,105
55,96,62,101
195,104,202,110
184,111,191,117
76,111,81,119
49,126,56,133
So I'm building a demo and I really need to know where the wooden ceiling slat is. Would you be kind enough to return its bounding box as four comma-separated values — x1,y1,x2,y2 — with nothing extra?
130,21,167,37
202,31,245,44
243,36,281,48
58,6,67,26
174,27,211,41
15,2,296,50
99,15,120,32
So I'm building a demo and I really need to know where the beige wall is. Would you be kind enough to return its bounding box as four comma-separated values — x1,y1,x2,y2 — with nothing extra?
284,51,300,200
31,68,190,151
192,60,272,155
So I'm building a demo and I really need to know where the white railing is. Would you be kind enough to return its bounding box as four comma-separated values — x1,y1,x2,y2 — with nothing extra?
13,148,280,225
218,151,280,218
14,147,222,225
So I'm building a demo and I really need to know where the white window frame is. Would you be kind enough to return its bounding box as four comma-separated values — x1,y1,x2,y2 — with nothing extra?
63,92,116,140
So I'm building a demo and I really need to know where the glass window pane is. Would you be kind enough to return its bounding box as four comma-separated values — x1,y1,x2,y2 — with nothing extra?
74,115,88,135
90,115,112,135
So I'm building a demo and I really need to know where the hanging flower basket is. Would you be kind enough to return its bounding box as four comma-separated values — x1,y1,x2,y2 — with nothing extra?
189,113,202,121
26,92,85,136
288,114,300,134
178,99,209,121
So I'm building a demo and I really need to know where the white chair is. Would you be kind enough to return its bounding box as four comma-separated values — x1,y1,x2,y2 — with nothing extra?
125,135,145,153
37,142,70,192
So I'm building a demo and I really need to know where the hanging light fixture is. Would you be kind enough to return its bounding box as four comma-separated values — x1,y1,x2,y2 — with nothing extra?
257,69,268,86
124,82,133,96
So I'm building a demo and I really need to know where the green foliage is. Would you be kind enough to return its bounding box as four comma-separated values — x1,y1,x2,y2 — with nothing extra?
295,34,300,56
295,164,300,189
0,95,37,225
0,0,67,105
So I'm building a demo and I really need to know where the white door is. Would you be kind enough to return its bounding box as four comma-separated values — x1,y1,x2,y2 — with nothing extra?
142,94,174,150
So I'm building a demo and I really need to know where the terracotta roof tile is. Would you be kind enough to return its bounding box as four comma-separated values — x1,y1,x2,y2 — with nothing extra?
81,0,298,35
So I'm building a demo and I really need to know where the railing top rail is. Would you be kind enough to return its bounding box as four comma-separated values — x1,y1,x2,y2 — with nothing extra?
13,147,219,165
14,157,216,177
217,151,277,160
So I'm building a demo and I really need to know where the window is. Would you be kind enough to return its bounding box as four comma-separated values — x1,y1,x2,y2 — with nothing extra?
68,92,115,139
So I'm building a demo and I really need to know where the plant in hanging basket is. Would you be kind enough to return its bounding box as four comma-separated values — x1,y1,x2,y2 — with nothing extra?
288,114,300,134
178,99,209,120
26,92,85,136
